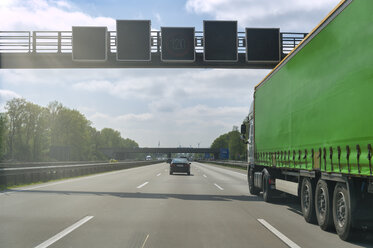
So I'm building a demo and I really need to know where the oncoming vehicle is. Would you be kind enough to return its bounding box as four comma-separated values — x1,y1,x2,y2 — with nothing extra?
145,155,152,161
170,158,190,175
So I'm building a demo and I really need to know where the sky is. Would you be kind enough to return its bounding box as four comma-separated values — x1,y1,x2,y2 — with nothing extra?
0,0,341,148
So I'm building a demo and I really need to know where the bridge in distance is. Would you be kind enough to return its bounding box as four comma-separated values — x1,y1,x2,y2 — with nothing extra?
100,147,219,159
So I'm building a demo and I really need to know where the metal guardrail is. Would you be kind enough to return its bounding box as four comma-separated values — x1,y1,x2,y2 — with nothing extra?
0,161,107,168
0,160,161,188
0,31,307,55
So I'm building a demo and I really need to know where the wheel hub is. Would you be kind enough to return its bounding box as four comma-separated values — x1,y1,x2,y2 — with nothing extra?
317,188,326,216
336,192,346,228
303,184,310,210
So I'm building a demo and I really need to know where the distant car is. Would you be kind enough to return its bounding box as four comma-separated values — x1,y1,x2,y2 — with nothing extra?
146,155,152,161
170,158,190,175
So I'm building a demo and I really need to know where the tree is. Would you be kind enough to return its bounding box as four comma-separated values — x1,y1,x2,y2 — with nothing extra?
3,98,140,162
5,98,27,160
211,129,247,161
0,113,7,161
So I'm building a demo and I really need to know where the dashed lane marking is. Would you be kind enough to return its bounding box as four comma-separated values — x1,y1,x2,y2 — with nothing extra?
214,183,224,190
34,216,94,248
141,234,150,248
257,219,301,248
137,182,149,189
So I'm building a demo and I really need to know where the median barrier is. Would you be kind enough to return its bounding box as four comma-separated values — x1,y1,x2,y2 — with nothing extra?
0,160,161,188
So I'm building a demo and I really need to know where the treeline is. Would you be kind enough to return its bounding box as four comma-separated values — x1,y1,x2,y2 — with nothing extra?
210,127,246,160
0,98,138,162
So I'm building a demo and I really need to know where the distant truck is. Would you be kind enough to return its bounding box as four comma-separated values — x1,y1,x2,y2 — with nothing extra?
241,0,373,241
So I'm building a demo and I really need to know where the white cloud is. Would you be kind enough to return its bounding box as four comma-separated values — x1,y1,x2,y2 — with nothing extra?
186,0,341,32
70,69,268,103
0,89,21,101
0,0,115,30
0,89,21,111
154,13,162,24
86,104,247,147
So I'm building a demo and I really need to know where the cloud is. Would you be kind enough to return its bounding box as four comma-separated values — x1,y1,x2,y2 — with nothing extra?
186,0,341,32
0,0,115,30
0,89,21,111
0,89,21,100
86,104,247,147
154,13,162,24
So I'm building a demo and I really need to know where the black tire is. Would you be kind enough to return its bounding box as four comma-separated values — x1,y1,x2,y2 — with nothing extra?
248,167,260,195
333,182,357,241
300,177,317,223
315,180,334,230
262,170,273,202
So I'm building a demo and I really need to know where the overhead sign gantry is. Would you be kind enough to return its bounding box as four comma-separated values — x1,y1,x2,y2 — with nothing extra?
0,20,307,69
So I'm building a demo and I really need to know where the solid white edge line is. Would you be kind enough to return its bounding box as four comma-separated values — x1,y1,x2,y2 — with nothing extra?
137,182,149,189
214,183,224,190
257,219,301,248
34,216,94,248
156,173,161,176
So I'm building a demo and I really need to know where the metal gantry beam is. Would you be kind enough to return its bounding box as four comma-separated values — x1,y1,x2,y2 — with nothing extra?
0,31,307,69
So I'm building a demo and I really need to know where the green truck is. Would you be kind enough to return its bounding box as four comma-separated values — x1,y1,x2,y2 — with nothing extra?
241,0,373,241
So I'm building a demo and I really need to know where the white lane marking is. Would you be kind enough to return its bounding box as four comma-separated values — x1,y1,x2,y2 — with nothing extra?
137,182,149,189
203,174,207,178
141,234,150,248
34,216,94,248
157,173,161,177
257,219,301,248
214,183,224,190
0,163,162,196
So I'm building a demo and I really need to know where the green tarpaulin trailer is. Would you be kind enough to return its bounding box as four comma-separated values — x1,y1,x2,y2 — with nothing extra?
242,0,373,241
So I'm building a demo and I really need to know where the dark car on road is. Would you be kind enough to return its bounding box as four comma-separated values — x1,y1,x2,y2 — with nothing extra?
169,158,190,175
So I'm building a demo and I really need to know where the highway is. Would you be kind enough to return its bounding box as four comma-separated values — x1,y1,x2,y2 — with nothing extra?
0,162,372,248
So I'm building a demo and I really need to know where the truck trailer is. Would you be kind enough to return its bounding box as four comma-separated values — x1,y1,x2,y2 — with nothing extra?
241,0,373,241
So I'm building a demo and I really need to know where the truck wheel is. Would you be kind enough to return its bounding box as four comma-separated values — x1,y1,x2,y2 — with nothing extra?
333,182,357,241
262,170,273,202
300,177,316,223
248,167,260,195
315,179,334,230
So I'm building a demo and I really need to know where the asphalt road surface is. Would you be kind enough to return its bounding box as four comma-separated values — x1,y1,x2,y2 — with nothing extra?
1,162,372,248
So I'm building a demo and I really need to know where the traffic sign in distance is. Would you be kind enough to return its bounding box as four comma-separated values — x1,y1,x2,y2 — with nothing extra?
161,27,195,62
203,21,238,62
246,28,280,62
72,26,107,61
116,20,151,61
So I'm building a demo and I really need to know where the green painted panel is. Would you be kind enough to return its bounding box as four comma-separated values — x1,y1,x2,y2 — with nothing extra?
254,0,373,176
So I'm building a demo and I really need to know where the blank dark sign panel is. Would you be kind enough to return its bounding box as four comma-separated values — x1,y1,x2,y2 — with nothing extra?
203,21,237,62
116,20,151,61
72,26,107,61
161,27,195,62
246,28,280,62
